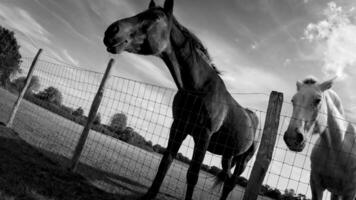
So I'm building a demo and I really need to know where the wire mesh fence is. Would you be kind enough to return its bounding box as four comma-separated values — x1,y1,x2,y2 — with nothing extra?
1,56,355,200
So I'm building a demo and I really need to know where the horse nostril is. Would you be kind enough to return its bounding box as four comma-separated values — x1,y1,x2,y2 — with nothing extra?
296,132,304,143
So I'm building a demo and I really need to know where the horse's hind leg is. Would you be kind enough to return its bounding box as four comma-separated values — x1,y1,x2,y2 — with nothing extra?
219,155,247,200
141,121,187,200
213,155,233,188
220,145,255,200
185,129,211,200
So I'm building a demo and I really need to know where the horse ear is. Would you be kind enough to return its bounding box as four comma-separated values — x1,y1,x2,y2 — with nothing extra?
149,0,156,8
164,0,174,15
319,77,337,91
296,80,303,91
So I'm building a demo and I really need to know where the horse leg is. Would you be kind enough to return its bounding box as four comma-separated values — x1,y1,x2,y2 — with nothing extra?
213,155,233,189
219,154,248,199
185,130,211,200
141,121,187,200
220,144,255,200
310,173,324,200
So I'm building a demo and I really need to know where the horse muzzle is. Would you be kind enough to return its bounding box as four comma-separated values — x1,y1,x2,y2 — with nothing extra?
283,132,306,152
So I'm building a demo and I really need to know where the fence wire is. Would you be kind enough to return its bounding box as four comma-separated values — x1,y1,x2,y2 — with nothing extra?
1,57,355,200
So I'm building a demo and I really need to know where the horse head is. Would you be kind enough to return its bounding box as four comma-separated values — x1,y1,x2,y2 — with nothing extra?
103,0,174,55
283,77,336,152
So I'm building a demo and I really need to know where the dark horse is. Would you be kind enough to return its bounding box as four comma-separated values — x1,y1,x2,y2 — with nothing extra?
103,1,260,199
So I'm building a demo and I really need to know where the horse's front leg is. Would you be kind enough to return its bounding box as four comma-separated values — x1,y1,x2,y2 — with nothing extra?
185,129,211,200
141,120,187,200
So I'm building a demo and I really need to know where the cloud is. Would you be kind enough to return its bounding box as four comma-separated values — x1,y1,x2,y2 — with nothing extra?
304,2,356,79
62,49,80,66
0,3,51,44
34,0,93,44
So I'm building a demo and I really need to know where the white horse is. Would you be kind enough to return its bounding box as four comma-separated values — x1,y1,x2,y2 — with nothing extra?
283,77,356,200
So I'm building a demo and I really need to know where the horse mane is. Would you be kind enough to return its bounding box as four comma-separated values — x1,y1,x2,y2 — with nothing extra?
326,90,345,117
171,16,221,75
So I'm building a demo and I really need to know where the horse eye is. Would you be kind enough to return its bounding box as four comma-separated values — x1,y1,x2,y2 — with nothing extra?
314,98,321,105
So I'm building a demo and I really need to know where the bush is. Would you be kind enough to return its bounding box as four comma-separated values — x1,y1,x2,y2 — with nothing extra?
36,86,63,105
61,105,74,115
73,107,84,117
153,144,166,154
209,166,222,176
109,113,127,132
263,187,282,199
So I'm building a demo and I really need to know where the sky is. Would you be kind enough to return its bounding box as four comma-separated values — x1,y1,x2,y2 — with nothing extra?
1,0,356,197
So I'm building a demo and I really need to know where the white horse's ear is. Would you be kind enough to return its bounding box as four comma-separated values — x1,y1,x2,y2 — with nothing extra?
149,0,156,8
319,77,337,91
297,80,303,91
164,0,174,15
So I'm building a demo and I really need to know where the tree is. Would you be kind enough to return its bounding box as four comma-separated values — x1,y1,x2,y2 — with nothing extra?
36,86,63,105
13,75,40,93
109,112,127,132
0,26,22,87
73,107,84,117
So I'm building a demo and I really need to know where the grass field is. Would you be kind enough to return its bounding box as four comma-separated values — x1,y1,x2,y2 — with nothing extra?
0,88,271,200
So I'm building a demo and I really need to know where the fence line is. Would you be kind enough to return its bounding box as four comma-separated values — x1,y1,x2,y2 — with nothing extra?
2,55,355,200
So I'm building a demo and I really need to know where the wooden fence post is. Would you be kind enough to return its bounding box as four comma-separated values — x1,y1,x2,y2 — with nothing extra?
243,91,283,200
70,58,115,172
6,49,43,128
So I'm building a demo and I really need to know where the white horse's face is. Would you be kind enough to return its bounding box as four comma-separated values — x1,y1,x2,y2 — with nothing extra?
284,78,334,152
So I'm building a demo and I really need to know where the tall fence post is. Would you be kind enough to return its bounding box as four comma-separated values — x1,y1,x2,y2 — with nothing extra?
243,91,283,200
70,58,115,172
6,49,43,128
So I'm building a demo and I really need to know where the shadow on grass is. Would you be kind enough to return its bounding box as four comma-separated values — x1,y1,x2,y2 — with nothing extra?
0,125,175,200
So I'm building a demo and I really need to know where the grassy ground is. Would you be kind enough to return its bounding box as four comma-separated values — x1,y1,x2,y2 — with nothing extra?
0,88,270,200
0,125,123,200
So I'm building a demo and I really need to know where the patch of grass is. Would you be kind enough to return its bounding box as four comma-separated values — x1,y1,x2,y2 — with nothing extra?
0,126,122,200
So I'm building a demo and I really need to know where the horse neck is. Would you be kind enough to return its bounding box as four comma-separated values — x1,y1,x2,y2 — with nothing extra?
159,21,219,92
319,93,347,149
